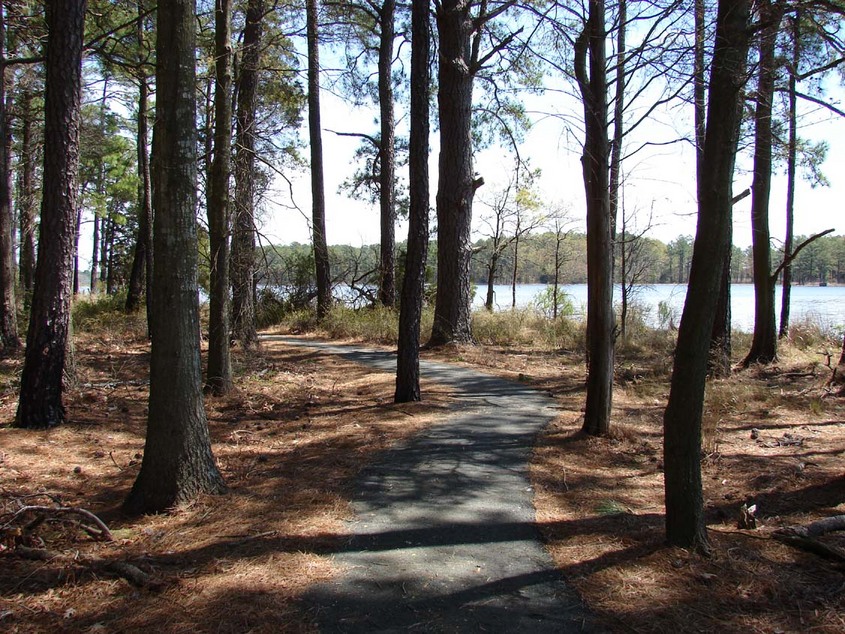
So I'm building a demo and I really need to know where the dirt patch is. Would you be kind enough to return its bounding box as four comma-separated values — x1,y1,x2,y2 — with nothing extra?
1,332,451,633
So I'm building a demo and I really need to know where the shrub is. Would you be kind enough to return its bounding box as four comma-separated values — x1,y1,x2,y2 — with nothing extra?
321,305,399,343
72,293,147,337
787,315,838,351
256,287,289,330
471,307,584,351
533,285,576,320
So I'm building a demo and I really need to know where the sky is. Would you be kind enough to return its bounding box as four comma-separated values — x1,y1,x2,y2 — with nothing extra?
258,78,845,252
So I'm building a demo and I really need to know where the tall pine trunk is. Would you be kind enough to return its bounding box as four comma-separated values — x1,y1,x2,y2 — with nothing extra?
394,0,430,403
124,0,226,513
0,4,19,350
15,0,87,427
125,3,153,324
205,0,234,395
576,1,614,436
743,0,784,367
430,0,476,346
377,0,396,307
307,0,331,319
17,84,36,303
663,0,750,553
231,0,262,346
779,13,799,339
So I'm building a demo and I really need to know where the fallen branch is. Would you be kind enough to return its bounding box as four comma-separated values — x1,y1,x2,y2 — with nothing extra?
12,546,162,589
775,514,845,539
2,506,113,542
773,534,845,562
773,515,845,562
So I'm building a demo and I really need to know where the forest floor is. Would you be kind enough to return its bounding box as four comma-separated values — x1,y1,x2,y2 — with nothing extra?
1,320,844,633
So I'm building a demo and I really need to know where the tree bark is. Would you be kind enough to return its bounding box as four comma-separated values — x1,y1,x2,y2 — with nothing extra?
510,221,520,309
90,214,100,294
430,0,475,346
705,0,732,378
15,0,86,427
307,0,332,319
608,0,626,231
126,3,153,324
663,0,750,553
205,0,234,395
124,0,226,513
743,0,784,367
0,4,19,350
779,13,799,340
709,252,732,377
231,0,262,347
576,1,614,436
394,0,430,403
17,83,36,304
377,0,396,308
485,250,499,311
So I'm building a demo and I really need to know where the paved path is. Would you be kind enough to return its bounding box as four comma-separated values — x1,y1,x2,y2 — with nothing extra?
264,336,598,632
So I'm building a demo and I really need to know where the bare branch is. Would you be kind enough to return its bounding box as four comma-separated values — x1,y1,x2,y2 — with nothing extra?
771,228,835,280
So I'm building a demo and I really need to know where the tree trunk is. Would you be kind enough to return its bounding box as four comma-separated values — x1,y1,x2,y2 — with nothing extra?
73,208,81,294
15,0,87,427
125,74,153,321
231,0,262,347
17,84,36,304
743,0,783,367
779,13,799,340
307,0,332,319
708,253,732,376
126,4,153,324
0,4,19,350
394,0,430,403
576,1,614,436
553,231,562,320
99,212,108,289
511,226,519,309
124,0,226,513
430,0,475,346
704,0,731,378
608,0,626,232
90,215,99,294
105,210,115,294
377,0,396,308
693,0,705,182
485,251,498,311
663,0,750,553
205,0,234,395
620,214,628,340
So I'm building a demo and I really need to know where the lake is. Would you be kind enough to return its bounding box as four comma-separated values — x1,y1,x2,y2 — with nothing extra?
473,283,845,333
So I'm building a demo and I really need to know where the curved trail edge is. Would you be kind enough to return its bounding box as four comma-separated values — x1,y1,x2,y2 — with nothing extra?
265,335,600,633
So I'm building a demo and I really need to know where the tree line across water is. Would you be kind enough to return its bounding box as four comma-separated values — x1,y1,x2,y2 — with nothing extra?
256,233,845,295
3,0,845,562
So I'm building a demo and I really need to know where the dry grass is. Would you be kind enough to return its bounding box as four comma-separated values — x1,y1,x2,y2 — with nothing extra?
2,311,845,633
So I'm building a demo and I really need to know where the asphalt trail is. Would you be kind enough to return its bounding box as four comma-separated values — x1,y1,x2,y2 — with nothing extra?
264,336,599,633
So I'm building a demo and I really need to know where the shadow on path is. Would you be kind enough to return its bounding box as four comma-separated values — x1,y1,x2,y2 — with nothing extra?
263,336,601,632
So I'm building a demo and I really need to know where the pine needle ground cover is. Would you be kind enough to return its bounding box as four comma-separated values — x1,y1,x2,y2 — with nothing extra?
0,331,450,632
448,343,845,634
1,321,844,632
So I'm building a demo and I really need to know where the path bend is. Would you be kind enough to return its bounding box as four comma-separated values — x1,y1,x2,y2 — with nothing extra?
264,336,599,632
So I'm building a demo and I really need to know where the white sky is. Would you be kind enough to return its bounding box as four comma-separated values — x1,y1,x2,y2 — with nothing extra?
260,84,845,251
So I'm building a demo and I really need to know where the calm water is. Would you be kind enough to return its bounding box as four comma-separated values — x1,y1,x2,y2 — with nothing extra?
473,283,845,333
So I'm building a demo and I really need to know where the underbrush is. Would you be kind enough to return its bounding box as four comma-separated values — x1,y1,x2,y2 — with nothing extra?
472,308,585,351
72,293,148,338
